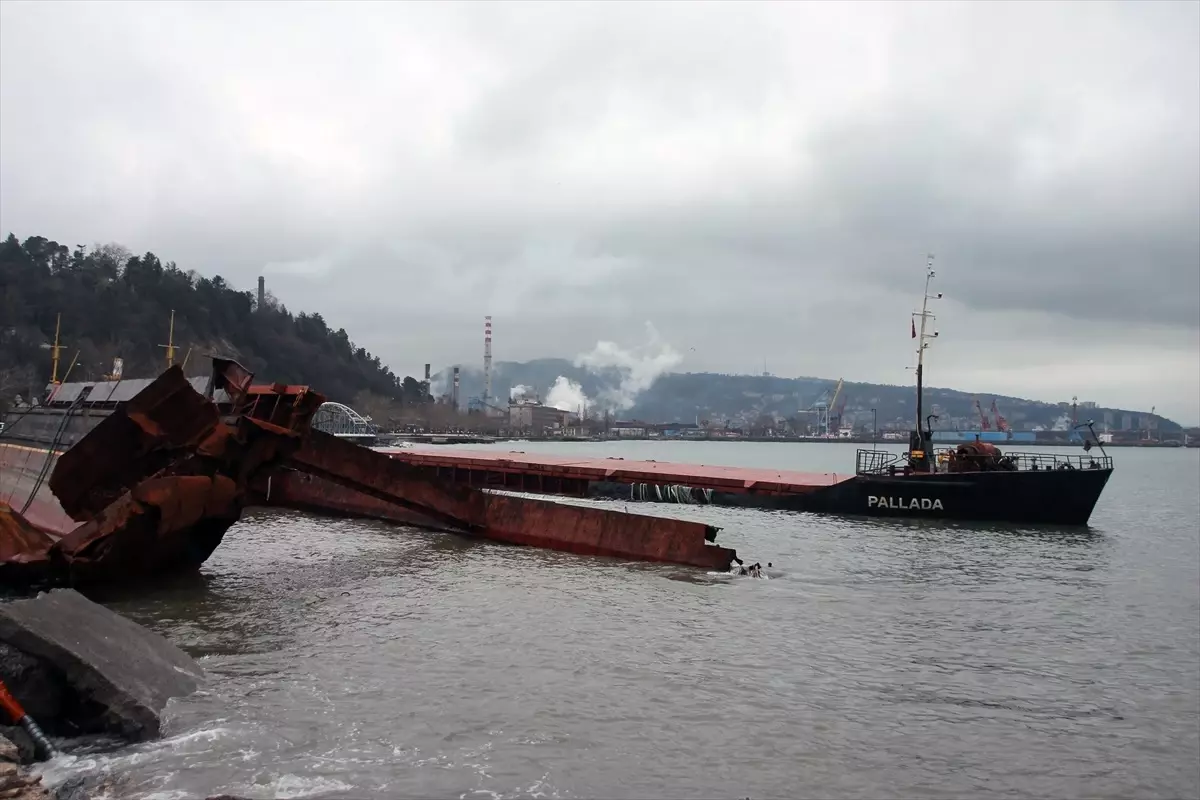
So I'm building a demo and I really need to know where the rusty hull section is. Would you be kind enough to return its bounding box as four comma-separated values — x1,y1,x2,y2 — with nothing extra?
2,363,323,588
250,470,452,530
281,430,736,570
2,360,737,589
0,505,58,585
49,367,225,522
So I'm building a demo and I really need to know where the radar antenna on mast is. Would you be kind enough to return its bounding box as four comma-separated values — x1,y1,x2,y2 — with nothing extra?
909,254,942,472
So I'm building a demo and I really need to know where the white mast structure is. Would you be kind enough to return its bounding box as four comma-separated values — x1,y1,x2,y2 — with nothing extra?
911,255,941,468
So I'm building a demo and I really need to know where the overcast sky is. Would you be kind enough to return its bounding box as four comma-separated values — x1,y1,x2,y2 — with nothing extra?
2,0,1197,422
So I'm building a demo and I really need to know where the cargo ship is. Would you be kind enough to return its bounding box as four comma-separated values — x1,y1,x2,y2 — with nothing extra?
382,260,1114,526
844,258,1113,524
2,263,1116,586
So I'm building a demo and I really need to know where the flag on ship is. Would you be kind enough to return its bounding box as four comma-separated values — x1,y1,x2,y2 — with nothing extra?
911,317,917,338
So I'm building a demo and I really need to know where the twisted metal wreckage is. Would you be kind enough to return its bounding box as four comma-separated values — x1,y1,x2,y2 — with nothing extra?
0,359,737,588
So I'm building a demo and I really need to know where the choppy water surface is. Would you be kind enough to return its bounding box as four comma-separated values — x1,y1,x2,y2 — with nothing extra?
38,444,1200,799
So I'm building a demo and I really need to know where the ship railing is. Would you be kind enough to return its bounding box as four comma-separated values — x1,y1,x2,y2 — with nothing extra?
855,448,904,476
935,449,1113,473
856,447,1113,475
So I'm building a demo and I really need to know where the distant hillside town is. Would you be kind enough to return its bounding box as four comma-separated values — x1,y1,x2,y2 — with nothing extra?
421,359,1188,445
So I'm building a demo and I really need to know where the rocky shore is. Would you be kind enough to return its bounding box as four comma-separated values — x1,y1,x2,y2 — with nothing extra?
0,732,49,799
0,590,206,800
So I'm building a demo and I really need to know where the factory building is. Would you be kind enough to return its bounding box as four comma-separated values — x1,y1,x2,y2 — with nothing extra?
508,400,571,434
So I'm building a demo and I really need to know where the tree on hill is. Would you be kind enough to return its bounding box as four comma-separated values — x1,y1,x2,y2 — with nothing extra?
0,233,430,411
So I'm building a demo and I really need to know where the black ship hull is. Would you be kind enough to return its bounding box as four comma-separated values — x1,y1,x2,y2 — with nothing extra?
797,466,1113,526
588,457,1113,526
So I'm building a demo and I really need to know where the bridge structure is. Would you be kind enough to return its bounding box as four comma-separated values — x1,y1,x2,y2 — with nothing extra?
311,402,379,440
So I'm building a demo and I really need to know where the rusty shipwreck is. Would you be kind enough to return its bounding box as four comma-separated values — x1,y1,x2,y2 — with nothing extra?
1,359,738,589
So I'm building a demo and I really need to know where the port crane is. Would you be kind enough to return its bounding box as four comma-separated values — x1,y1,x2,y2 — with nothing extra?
991,399,1009,433
974,397,992,431
810,379,848,436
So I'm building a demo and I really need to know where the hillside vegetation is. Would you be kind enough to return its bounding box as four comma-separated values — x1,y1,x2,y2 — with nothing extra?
0,234,429,410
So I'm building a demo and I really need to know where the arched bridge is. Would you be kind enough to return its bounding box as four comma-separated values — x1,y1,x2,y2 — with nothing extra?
311,402,379,440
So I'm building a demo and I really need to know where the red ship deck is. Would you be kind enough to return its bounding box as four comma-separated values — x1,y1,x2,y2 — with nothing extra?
383,447,849,496
1,443,73,535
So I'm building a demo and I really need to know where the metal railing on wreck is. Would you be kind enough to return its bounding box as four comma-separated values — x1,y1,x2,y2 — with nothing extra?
855,448,1114,476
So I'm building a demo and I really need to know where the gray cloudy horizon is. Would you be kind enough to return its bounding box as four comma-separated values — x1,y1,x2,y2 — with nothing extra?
2,0,1198,422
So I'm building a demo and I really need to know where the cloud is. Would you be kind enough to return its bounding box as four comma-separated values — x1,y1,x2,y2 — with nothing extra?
1,0,1197,422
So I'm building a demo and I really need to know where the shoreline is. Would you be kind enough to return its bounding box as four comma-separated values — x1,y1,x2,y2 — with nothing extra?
391,435,1194,449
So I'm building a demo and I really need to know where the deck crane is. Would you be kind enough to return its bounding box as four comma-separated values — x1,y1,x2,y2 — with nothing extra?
991,399,1009,433
974,397,992,431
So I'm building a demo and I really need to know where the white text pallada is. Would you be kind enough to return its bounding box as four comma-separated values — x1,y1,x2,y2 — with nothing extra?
868,496,944,511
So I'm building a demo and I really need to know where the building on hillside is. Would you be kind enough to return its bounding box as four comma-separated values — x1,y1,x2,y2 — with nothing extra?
508,400,571,434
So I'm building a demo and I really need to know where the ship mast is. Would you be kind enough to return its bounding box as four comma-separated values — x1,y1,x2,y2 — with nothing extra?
910,255,940,468
159,309,177,369
49,312,66,384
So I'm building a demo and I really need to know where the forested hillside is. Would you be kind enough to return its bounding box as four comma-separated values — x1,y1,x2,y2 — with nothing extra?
0,234,428,409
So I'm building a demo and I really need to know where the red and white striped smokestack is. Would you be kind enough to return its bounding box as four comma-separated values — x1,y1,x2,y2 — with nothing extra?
484,315,493,405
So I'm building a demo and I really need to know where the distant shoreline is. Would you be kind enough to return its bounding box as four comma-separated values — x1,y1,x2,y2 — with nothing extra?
393,434,1195,449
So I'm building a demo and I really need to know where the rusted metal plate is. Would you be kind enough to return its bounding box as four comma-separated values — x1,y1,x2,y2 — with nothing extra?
49,474,242,584
208,357,255,408
250,469,452,531
49,366,222,522
0,502,57,582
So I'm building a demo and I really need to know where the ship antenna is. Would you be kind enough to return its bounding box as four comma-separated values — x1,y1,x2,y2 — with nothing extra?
911,254,940,470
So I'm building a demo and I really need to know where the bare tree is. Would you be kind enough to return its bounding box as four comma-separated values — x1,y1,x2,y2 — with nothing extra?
0,365,34,413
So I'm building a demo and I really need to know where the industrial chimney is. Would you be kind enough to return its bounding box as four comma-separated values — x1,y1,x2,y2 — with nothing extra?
483,316,493,406
452,366,460,410
257,276,265,310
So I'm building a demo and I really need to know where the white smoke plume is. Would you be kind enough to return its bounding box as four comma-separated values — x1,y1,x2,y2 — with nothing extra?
510,384,533,401
546,376,589,414
428,371,448,399
575,322,682,412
